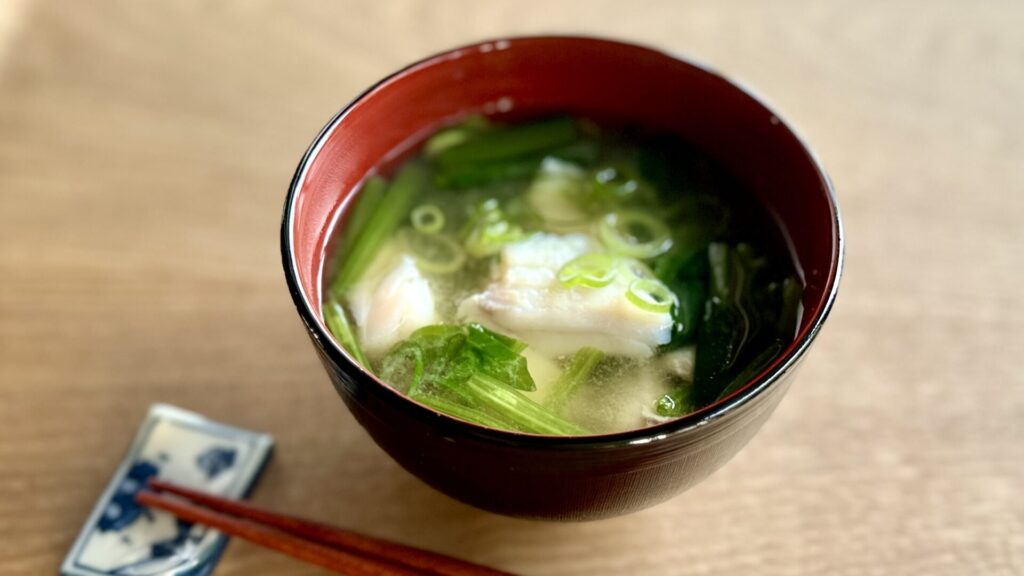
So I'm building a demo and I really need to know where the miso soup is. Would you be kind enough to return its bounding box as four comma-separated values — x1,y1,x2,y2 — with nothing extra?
322,115,801,435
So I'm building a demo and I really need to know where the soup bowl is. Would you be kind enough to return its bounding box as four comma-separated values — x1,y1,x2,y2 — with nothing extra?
281,36,842,521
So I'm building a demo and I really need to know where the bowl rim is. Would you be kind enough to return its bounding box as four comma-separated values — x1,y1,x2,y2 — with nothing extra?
281,34,844,448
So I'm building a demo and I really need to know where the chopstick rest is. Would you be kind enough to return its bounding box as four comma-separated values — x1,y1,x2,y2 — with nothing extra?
61,404,274,576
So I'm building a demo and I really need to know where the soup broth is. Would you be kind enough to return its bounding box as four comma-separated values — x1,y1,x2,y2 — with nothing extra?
322,115,801,435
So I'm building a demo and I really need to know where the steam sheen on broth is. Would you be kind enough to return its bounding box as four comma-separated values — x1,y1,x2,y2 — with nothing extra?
322,115,802,435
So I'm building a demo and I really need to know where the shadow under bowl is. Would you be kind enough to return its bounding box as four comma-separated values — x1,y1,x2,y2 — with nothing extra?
282,36,843,521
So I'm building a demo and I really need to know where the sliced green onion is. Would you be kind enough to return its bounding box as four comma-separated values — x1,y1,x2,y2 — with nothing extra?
399,229,466,274
617,257,657,281
464,220,524,258
590,164,645,207
599,210,673,259
463,200,525,258
527,157,589,227
627,278,676,314
557,253,618,288
410,204,445,234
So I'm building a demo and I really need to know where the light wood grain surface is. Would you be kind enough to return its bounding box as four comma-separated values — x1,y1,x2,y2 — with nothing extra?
1,1,1021,574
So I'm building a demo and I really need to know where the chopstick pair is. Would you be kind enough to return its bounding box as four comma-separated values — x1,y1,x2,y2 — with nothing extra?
135,479,514,576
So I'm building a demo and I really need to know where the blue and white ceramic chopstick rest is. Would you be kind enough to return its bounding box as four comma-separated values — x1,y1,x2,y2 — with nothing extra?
61,404,274,576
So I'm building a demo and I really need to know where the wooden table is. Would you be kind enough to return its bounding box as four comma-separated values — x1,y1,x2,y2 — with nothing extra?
2,2,1021,574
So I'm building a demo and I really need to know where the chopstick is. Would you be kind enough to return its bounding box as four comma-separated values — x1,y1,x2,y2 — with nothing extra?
135,487,415,576
135,479,515,576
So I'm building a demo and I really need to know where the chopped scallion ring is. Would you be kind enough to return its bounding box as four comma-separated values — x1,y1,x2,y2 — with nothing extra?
617,258,657,281
463,200,525,258
410,204,445,234
400,229,466,274
599,210,673,259
591,165,641,204
626,278,676,313
557,253,618,288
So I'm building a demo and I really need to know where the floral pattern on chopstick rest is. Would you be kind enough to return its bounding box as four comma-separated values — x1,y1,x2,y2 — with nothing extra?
61,404,274,576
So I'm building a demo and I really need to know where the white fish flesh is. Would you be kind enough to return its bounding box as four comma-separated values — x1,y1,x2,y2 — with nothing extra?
349,250,438,357
458,233,674,358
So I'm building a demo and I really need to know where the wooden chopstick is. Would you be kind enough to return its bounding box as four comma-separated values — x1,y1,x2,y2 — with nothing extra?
136,479,515,576
135,488,417,575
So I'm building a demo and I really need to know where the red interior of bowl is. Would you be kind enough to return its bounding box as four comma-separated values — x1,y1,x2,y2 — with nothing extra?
286,36,840,409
